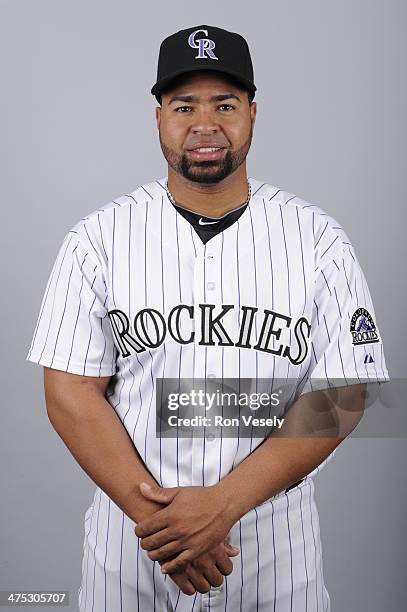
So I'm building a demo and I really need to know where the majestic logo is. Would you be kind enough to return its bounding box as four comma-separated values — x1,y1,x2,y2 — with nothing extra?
108,303,311,366
199,217,218,225
350,307,379,345
188,29,219,60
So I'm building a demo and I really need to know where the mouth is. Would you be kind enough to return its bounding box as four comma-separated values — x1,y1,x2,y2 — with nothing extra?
186,146,227,161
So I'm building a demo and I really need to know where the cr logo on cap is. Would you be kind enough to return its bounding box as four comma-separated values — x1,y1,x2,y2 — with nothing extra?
188,29,219,60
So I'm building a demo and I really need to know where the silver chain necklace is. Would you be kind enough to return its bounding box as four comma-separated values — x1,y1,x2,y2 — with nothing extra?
164,180,252,215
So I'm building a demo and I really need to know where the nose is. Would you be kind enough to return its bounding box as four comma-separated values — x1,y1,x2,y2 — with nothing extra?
190,107,220,134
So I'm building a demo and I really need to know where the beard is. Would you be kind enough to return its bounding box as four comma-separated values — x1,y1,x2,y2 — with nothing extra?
159,126,253,184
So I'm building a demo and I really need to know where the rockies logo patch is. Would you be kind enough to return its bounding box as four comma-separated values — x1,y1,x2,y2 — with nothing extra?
350,307,379,345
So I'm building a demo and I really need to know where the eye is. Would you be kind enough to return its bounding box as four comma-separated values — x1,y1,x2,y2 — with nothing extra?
219,104,235,111
175,106,192,113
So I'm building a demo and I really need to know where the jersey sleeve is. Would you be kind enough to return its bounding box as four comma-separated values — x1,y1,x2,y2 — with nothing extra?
300,242,390,395
26,230,118,377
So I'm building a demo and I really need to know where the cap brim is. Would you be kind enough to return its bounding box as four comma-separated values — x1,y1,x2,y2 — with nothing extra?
151,65,256,98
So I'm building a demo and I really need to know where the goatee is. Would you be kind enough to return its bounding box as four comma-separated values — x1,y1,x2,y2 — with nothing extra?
159,127,253,185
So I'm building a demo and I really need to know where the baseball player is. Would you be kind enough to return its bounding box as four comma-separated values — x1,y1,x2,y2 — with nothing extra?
26,25,389,612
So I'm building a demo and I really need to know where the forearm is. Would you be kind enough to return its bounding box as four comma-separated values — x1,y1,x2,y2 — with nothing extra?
218,434,341,521
217,384,366,523
46,378,162,524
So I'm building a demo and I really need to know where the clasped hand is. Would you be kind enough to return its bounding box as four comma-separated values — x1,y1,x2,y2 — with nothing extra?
134,482,239,577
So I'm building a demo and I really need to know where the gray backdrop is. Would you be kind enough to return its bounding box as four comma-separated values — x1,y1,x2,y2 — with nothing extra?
1,0,406,610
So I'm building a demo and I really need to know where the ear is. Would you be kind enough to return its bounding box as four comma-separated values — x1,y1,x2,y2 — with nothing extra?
155,106,161,129
250,101,257,125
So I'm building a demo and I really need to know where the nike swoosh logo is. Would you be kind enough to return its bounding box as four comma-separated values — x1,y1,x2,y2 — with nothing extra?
199,217,218,225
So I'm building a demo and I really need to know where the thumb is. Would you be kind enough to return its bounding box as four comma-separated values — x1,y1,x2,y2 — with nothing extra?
223,540,240,556
139,482,179,504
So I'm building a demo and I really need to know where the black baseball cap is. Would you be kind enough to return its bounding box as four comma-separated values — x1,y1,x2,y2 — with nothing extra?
151,25,256,103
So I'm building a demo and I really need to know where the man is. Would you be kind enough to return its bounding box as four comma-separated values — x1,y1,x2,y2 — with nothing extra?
26,24,389,612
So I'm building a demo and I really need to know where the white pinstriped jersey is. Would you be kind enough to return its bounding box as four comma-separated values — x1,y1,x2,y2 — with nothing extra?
26,175,389,483
26,176,389,611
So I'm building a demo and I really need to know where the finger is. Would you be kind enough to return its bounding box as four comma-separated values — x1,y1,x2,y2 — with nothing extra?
193,553,226,586
202,564,224,588
146,540,184,562
134,511,169,538
157,552,197,596
223,541,240,556
139,483,179,504
212,550,234,577
169,573,196,596
161,549,193,574
140,528,174,552
184,566,211,594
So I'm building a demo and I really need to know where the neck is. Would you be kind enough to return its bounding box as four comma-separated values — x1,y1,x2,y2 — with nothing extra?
166,166,250,218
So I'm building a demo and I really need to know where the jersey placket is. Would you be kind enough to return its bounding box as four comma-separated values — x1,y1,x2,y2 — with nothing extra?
191,236,223,487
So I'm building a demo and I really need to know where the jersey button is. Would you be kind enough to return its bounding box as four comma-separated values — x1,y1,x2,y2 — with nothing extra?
207,373,216,379
206,433,216,442
207,281,216,290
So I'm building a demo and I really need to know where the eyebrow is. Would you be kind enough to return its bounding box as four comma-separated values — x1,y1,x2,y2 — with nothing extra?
167,93,241,105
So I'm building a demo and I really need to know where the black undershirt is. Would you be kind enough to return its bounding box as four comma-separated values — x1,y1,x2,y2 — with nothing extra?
172,200,249,244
